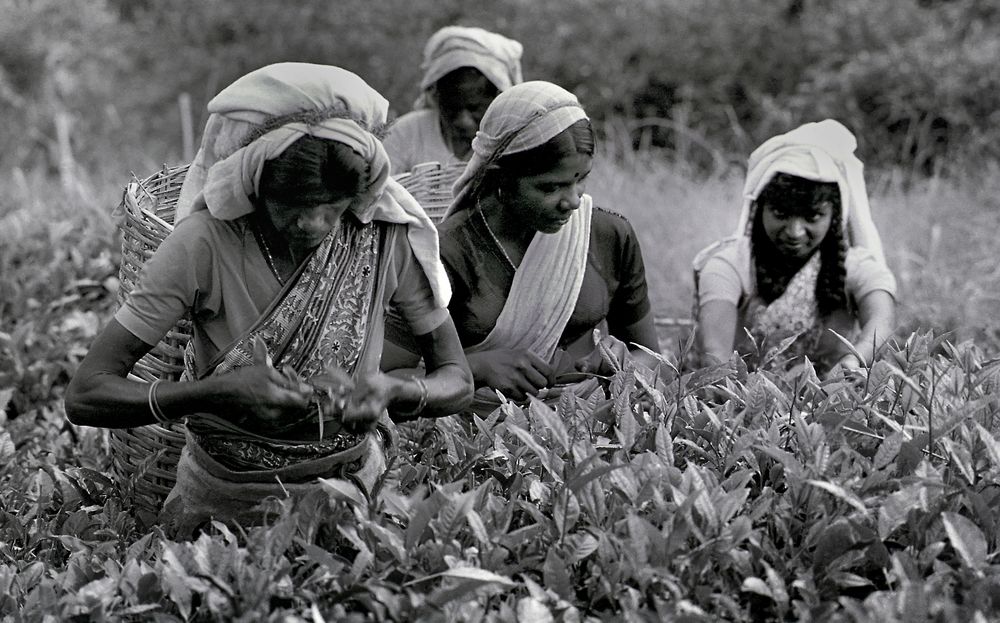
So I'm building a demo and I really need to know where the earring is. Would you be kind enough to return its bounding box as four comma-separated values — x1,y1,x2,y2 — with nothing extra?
496,187,504,204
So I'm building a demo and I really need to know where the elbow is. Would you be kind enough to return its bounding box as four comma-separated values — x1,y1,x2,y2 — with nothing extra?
63,376,87,426
63,372,103,428
455,366,475,412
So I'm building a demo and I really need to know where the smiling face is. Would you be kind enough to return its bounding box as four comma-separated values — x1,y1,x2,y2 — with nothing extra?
504,152,593,234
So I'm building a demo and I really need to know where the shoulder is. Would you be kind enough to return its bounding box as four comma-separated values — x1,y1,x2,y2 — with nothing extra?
387,110,438,136
694,236,750,294
435,209,477,263
163,211,243,257
589,205,639,248
693,236,747,273
845,245,898,298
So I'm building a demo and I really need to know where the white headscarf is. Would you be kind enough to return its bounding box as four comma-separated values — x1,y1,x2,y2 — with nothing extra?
446,81,593,363
175,62,450,307
448,80,589,214
415,26,523,109
738,119,886,263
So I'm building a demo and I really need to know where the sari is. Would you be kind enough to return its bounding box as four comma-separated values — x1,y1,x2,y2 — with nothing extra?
147,63,451,534
693,120,896,369
444,82,605,415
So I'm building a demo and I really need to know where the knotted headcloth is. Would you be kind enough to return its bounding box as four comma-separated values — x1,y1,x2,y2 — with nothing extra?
738,119,886,263
175,62,450,307
447,80,589,216
415,26,523,110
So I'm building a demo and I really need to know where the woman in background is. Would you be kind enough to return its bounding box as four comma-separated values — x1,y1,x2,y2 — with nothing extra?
383,25,523,173
694,119,896,376
65,63,472,533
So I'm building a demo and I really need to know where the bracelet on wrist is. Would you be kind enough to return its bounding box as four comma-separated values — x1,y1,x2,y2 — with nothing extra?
394,377,428,418
147,378,172,426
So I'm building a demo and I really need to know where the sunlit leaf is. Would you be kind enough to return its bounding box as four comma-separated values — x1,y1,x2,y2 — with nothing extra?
941,512,988,571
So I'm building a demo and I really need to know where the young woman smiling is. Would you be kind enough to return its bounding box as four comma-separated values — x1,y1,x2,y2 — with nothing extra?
694,120,897,376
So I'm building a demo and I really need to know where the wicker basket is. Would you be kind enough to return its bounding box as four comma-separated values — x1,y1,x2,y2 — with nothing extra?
394,161,467,224
109,163,191,517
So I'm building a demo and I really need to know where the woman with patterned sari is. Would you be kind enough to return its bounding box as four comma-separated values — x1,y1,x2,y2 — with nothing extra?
65,63,473,534
387,81,660,415
694,119,896,376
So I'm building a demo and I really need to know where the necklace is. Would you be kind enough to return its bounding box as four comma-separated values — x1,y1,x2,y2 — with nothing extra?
477,198,517,270
253,222,285,284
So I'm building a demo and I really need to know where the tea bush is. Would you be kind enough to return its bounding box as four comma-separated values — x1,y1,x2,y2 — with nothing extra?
2,330,999,621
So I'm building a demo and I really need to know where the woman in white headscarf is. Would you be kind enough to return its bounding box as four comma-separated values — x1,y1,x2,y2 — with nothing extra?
693,119,896,375
65,63,472,533
388,80,659,414
382,25,523,173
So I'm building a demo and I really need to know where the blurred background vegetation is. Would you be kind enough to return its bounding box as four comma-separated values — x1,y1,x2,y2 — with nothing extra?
3,0,998,178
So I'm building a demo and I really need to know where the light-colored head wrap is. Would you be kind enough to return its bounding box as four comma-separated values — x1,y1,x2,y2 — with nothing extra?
415,26,523,109
447,81,589,216
738,119,886,263
175,62,450,307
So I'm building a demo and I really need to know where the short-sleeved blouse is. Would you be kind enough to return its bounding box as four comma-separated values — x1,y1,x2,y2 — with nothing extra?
116,210,447,375
696,236,897,310
383,110,462,174
438,206,652,350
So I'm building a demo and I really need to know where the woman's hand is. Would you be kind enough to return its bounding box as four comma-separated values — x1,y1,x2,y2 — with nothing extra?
337,371,397,433
573,334,630,376
466,349,555,401
214,364,313,427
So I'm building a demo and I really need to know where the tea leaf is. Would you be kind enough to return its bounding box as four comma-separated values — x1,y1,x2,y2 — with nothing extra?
941,512,988,571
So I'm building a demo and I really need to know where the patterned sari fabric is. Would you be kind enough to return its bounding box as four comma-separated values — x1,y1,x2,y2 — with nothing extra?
745,252,825,362
160,218,394,537
183,217,385,471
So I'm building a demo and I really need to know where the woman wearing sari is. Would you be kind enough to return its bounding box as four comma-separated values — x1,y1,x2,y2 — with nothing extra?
387,80,660,414
382,25,523,173
65,63,472,532
693,119,896,376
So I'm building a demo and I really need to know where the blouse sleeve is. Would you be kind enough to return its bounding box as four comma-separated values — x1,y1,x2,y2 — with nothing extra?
114,216,214,346
845,247,898,302
696,249,744,308
388,230,449,337
606,217,653,327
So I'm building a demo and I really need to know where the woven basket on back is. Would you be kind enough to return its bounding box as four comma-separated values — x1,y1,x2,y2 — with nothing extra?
110,163,191,517
394,161,466,224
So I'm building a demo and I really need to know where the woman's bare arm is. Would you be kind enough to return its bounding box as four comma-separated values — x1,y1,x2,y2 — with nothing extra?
697,299,739,366
64,319,312,428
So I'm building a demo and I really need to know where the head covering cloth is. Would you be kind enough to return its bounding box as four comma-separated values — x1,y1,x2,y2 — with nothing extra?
414,26,523,110
175,62,450,307
738,119,886,263
447,80,589,216
446,81,593,366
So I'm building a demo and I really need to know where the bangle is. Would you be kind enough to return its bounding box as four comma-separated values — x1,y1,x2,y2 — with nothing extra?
394,377,428,418
148,379,171,425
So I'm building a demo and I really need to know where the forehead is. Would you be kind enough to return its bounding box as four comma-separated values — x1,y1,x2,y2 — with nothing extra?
437,69,497,106
525,152,592,182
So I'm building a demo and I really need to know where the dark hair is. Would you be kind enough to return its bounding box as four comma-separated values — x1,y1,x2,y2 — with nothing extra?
470,118,595,201
435,67,500,102
751,172,848,316
257,135,370,206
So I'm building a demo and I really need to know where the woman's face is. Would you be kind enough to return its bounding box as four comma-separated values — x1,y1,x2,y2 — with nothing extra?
436,69,499,151
504,152,592,234
759,198,834,260
261,192,354,250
